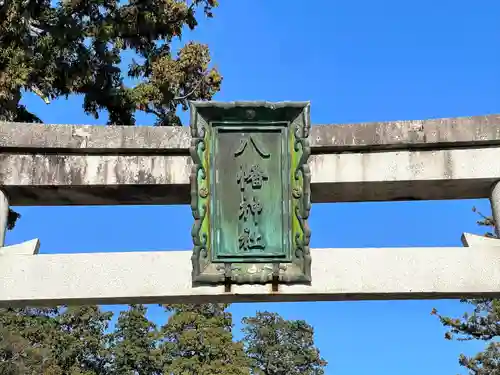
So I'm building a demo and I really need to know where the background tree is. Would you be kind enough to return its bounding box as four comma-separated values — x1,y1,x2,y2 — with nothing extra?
0,0,221,125
0,0,222,228
109,304,161,375
50,306,112,374
242,311,326,375
0,322,59,374
0,306,112,374
0,307,61,374
432,207,500,374
160,303,250,374
0,328,42,375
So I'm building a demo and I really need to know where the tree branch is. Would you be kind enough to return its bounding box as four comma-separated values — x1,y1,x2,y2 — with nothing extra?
31,86,50,104
141,105,163,118
173,78,204,101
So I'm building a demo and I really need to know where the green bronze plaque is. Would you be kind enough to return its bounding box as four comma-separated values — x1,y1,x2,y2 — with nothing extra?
190,101,311,285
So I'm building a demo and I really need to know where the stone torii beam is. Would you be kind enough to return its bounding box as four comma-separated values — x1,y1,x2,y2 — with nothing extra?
0,113,500,306
1,114,500,206
0,244,499,307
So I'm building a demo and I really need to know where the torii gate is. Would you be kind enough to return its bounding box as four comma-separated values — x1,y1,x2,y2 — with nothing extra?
0,101,499,307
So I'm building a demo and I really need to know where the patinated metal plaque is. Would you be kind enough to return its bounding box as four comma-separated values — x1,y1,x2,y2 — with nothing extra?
190,101,311,285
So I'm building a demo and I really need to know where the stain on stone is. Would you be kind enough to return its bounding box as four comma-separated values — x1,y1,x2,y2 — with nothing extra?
0,154,10,184
137,169,156,185
113,157,122,184
442,150,454,180
69,157,84,185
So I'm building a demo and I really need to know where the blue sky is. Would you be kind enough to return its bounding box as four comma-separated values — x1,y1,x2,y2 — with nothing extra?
6,1,500,373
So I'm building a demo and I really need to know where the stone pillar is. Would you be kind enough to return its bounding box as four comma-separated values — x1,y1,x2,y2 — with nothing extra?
490,182,500,238
0,190,8,247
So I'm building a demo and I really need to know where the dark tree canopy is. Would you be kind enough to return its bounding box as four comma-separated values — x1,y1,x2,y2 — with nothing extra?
109,304,161,375
1,0,223,228
0,306,112,375
161,303,250,375
242,311,327,375
0,305,327,374
0,0,222,126
0,309,61,375
52,306,112,374
0,328,52,375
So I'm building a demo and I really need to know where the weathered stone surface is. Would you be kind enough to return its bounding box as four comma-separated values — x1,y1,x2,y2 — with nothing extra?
0,190,8,245
0,154,191,205
0,239,40,256
491,182,500,237
1,113,500,205
0,154,189,185
2,146,500,205
1,114,499,153
1,110,500,306
461,233,500,247
0,122,191,152
312,114,500,151
1,246,500,307
309,147,500,201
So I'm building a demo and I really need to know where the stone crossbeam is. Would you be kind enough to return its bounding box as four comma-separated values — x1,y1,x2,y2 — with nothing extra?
1,244,499,307
1,114,499,205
